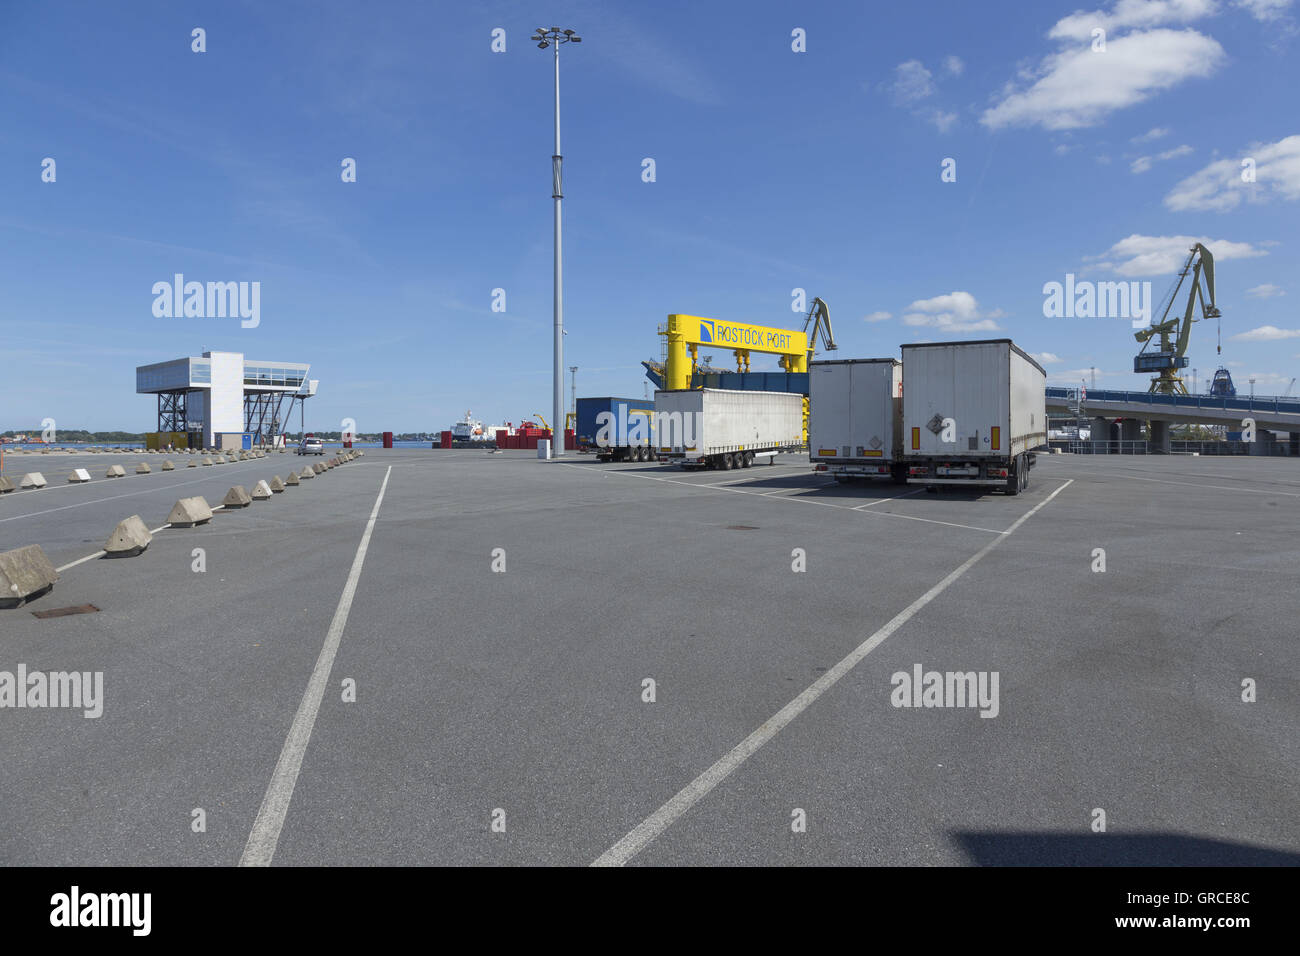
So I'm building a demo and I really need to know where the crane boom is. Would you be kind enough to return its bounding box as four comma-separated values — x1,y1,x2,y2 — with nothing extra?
802,296,838,358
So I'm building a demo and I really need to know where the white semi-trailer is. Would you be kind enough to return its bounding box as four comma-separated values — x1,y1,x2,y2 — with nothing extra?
901,339,1047,495
655,388,804,469
808,358,905,483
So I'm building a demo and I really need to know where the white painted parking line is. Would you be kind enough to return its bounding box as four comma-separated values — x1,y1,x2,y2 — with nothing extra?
592,478,1074,866
55,551,104,573
555,461,1016,532
0,462,271,524
1092,471,1300,497
239,465,393,867
852,488,925,509
52,520,199,573
860,511,1008,534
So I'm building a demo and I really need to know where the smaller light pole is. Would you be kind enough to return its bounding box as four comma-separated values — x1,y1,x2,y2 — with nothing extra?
569,365,578,421
1250,377,1257,399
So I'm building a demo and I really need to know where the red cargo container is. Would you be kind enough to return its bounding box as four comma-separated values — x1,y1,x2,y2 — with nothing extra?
440,430,453,448
382,432,394,449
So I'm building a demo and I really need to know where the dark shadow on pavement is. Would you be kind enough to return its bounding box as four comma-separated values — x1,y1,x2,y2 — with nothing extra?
951,831,1300,866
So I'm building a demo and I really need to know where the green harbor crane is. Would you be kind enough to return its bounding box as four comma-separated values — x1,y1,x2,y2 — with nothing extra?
1134,243,1219,395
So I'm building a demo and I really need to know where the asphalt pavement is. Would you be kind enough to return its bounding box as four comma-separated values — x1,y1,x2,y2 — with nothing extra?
1,448,1296,865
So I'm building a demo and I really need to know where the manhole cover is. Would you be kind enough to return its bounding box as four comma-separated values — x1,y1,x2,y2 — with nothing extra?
32,604,100,619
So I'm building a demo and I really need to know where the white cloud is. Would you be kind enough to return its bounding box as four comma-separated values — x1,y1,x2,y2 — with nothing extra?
1246,283,1285,298
1130,143,1193,172
1164,135,1300,211
1132,126,1171,142
1057,367,1118,380
982,29,1225,130
1231,325,1300,340
889,60,935,104
1049,0,1221,42
881,59,962,130
863,311,892,322
1033,351,1065,363
931,110,959,132
944,55,965,75
1233,0,1294,22
901,291,1004,333
1087,233,1267,276
1243,371,1296,387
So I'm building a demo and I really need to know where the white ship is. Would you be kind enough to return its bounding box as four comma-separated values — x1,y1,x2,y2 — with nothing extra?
451,410,488,442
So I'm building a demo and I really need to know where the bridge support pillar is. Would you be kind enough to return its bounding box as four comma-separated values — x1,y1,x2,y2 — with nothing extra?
1149,419,1171,454
1120,419,1141,443
1290,432,1299,457
1090,417,1111,452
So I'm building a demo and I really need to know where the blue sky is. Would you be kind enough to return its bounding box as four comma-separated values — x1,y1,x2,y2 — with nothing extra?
3,0,1298,432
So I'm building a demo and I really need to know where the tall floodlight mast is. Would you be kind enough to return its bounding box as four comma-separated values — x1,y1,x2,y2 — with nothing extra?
532,26,582,456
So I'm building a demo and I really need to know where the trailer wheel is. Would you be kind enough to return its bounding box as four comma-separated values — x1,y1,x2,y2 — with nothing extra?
926,485,939,494
743,451,753,468
721,453,734,470
1005,460,1021,496
1021,461,1029,491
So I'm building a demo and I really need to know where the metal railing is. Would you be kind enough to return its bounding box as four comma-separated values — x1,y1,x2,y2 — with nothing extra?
1046,386,1300,417
1051,439,1295,456
1058,440,1149,455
